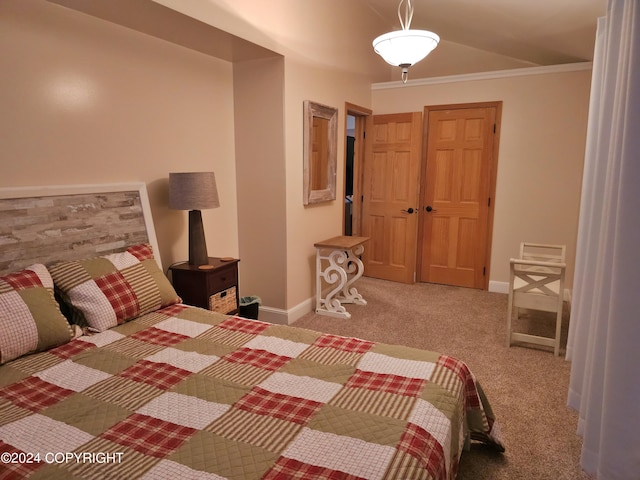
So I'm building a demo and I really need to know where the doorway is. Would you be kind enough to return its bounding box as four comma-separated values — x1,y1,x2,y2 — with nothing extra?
343,103,371,237
345,115,355,235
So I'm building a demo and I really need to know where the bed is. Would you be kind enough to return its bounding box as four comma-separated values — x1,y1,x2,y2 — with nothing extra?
0,183,503,480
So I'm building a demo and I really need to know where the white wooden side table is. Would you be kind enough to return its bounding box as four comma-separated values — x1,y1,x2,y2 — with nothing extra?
314,235,369,319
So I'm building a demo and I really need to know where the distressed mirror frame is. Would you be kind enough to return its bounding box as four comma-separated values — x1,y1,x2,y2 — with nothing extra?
303,100,338,205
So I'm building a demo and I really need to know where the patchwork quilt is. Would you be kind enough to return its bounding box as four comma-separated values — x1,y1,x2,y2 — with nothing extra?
0,305,503,479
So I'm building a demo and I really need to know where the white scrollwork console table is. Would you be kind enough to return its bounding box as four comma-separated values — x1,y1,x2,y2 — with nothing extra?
314,235,369,319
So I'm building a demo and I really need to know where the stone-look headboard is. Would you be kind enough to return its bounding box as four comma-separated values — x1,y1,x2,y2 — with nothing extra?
0,183,161,275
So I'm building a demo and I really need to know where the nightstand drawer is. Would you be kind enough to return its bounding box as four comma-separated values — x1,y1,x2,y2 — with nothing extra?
207,266,237,293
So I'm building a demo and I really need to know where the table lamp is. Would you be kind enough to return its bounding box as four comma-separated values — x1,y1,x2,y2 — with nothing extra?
169,172,219,267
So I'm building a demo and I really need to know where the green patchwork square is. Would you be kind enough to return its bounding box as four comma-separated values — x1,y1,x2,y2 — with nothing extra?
170,431,279,480
73,349,138,375
308,403,407,447
43,393,131,436
173,374,249,405
280,357,355,384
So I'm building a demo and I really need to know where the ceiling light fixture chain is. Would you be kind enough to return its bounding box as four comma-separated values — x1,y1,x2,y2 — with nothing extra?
398,0,414,31
372,0,440,83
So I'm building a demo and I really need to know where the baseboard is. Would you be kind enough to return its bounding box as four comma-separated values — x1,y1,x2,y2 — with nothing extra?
489,281,509,294
257,297,313,325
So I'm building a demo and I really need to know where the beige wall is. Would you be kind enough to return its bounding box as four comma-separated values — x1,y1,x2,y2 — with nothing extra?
1,0,389,322
284,63,375,315
372,67,592,289
152,0,389,318
0,0,239,271
233,57,287,310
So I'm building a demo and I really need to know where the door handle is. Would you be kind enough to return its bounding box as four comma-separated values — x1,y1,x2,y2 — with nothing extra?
401,208,416,214
425,206,437,212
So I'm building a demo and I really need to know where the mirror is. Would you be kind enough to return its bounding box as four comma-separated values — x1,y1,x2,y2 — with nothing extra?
303,100,338,205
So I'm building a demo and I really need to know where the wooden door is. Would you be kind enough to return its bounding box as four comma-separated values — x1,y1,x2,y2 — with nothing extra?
362,112,422,283
418,104,499,289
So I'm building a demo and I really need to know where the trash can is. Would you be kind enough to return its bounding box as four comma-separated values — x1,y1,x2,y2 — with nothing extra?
239,296,261,320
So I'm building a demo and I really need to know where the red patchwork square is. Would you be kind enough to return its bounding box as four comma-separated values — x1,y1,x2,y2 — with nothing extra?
130,327,188,347
437,355,480,408
397,423,446,480
126,243,154,262
346,370,426,397
0,377,74,412
49,339,96,359
263,457,365,480
119,360,191,390
224,348,290,371
235,387,323,425
314,334,374,354
217,317,270,335
101,413,195,458
1,269,42,290
95,272,139,323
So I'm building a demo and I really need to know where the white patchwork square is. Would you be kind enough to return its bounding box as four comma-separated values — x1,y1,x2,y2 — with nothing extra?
68,281,116,332
136,392,230,430
145,347,219,373
409,398,452,468
283,428,395,479
154,317,212,338
358,352,436,380
243,335,309,358
141,460,227,480
0,414,94,455
80,329,126,347
103,250,140,270
35,359,112,392
259,372,341,403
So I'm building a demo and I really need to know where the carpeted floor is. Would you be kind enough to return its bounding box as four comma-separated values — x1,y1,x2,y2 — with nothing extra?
294,276,593,480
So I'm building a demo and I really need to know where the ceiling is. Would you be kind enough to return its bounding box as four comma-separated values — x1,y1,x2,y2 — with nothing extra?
365,0,607,72
47,0,608,81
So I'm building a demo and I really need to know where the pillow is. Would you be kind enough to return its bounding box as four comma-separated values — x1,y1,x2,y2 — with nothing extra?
49,244,181,332
0,264,73,364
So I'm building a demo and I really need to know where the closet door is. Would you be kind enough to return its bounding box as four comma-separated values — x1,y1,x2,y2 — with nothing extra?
361,112,422,284
418,103,500,289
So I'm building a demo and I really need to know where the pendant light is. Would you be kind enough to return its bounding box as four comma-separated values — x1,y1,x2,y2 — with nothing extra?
372,0,439,83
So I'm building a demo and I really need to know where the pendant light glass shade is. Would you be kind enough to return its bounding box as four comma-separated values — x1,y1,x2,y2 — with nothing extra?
372,0,439,82
373,29,440,67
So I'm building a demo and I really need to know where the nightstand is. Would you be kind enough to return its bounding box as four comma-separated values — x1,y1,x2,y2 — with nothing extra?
169,258,240,314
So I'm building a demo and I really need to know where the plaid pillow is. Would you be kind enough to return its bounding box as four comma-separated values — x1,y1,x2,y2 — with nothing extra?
49,244,181,332
0,264,73,364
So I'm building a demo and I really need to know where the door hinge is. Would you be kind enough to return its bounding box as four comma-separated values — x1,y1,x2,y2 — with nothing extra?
493,124,496,133
361,195,364,202
488,197,491,207
483,266,486,276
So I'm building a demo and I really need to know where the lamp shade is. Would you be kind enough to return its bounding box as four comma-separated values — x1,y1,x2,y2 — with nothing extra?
373,29,440,67
169,172,219,211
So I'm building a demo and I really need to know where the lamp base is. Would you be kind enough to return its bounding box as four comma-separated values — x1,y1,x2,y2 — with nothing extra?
188,210,209,266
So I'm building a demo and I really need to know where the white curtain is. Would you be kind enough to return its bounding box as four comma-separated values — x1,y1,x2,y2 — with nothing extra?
566,0,640,478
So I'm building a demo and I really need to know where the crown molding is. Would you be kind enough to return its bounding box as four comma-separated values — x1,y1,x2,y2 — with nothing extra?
372,62,593,90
